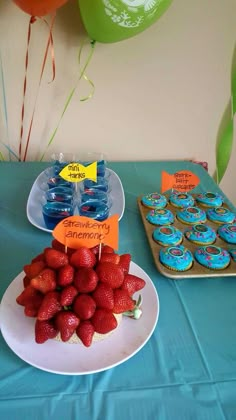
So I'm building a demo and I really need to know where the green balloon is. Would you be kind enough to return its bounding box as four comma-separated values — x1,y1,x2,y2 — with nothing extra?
78,0,173,43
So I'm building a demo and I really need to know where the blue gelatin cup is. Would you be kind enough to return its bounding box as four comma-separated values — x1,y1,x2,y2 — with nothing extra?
80,188,111,205
47,176,74,190
79,152,107,178
83,176,110,193
45,187,74,205
78,200,110,221
42,202,74,230
51,153,78,176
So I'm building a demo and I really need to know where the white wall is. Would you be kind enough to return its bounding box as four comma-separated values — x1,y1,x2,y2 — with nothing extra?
0,0,236,201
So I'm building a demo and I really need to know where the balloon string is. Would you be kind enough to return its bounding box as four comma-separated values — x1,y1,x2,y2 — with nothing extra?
39,40,96,162
213,48,236,183
18,16,35,161
22,14,56,161
18,14,56,162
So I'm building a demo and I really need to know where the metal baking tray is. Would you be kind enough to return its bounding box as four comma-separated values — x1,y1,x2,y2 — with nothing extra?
137,195,236,279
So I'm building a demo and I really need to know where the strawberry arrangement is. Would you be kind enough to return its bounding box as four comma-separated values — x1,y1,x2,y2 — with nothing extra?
16,240,146,347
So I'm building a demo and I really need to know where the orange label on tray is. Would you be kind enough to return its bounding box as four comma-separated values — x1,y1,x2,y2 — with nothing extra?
161,170,200,193
53,215,119,250
59,162,97,183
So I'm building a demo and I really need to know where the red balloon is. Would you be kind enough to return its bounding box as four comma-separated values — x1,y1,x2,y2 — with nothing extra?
13,0,68,16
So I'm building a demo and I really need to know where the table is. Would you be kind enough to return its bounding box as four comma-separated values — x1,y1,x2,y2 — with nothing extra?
0,161,236,420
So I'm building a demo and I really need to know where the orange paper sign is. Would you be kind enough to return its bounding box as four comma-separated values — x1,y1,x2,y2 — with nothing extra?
161,170,200,193
53,214,119,250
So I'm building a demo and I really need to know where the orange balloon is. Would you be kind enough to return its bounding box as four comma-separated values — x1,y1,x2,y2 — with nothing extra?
13,0,68,16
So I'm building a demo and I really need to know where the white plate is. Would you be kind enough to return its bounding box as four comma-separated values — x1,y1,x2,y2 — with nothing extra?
26,168,125,233
0,262,159,375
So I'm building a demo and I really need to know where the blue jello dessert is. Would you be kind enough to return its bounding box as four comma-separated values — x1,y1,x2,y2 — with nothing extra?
83,159,106,177
46,187,74,205
53,161,69,176
194,245,230,269
83,176,109,192
42,202,74,230
80,189,110,205
47,176,74,190
159,245,193,271
78,200,109,221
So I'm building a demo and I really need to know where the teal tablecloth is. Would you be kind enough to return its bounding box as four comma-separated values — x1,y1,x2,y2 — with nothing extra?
0,161,236,420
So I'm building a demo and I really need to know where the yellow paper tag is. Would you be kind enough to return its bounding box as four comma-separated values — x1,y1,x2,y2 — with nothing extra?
59,162,97,183
53,214,119,250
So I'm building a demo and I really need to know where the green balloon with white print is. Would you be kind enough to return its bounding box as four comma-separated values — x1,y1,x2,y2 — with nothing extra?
78,0,173,43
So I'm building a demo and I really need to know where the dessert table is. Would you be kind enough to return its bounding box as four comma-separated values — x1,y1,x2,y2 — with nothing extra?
0,160,236,420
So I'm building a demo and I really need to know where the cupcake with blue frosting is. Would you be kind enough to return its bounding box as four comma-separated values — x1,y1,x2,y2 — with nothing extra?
146,208,174,226
176,206,207,225
184,224,216,245
194,245,230,270
141,193,167,209
169,192,194,208
153,226,183,246
159,245,193,271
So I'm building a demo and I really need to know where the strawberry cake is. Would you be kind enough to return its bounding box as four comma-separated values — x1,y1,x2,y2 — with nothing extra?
16,242,146,347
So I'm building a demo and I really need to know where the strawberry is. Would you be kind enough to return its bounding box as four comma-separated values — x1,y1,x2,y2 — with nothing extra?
23,275,31,288
24,294,44,317
51,239,66,253
16,285,42,306
113,289,135,314
23,260,45,279
31,253,45,263
55,311,80,342
57,264,74,287
91,309,117,334
73,267,98,293
76,320,95,347
70,247,96,268
92,283,114,310
35,319,58,344
37,291,62,321
51,239,74,257
96,262,124,289
121,274,146,296
118,254,131,275
99,253,120,264
44,248,69,269
90,244,100,255
60,285,78,306
101,245,114,254
73,294,96,320
90,245,115,261
30,268,56,294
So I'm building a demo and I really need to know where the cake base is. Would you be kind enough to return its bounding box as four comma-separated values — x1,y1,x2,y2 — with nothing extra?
54,313,122,344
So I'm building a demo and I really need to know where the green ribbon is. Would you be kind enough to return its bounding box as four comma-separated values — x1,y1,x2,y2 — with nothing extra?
214,45,236,183
40,40,96,161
